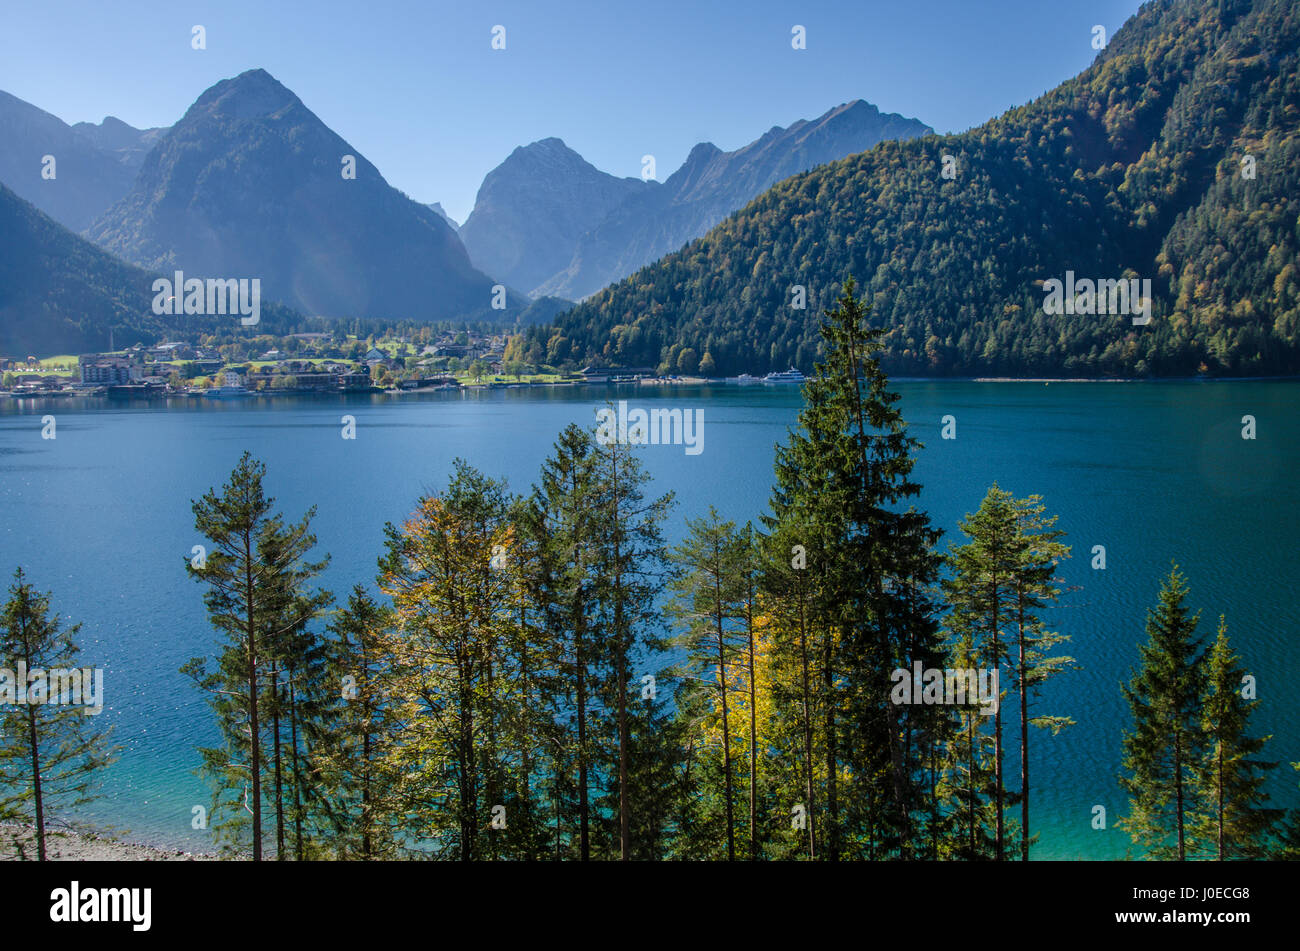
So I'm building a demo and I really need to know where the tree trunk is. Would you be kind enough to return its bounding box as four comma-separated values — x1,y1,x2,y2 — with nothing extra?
716,573,736,861
747,589,758,861
271,659,285,860
288,668,304,861
797,587,817,859
824,633,838,862
245,531,262,862
1018,600,1029,862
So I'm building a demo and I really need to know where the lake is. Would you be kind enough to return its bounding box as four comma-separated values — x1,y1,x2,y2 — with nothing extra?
1,381,1296,859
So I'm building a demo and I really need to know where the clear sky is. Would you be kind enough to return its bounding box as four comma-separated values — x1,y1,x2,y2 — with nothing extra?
1,0,1144,223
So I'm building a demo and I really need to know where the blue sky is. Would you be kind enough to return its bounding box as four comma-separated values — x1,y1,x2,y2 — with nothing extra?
2,0,1144,223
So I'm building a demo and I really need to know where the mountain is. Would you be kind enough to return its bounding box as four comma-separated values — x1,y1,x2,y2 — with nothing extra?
534,101,933,301
88,69,501,322
426,202,460,232
0,183,299,357
0,90,154,231
70,116,168,171
458,137,651,296
0,181,157,355
518,0,1300,378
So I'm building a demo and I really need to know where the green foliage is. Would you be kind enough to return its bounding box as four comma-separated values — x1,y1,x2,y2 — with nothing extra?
520,0,1300,378
1118,564,1208,859
0,568,117,860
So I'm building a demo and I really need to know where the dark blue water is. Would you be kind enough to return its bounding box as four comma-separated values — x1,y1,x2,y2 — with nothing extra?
1,381,1296,858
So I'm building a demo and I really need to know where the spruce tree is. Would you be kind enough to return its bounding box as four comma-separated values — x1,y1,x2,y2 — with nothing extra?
1118,564,1207,860
0,569,116,860
525,424,602,859
320,586,400,859
1192,616,1280,859
762,276,942,860
667,507,747,860
1007,492,1075,860
183,452,328,859
588,421,673,859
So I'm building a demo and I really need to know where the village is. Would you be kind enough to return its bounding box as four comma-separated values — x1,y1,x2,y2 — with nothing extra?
1,329,521,398
0,328,729,399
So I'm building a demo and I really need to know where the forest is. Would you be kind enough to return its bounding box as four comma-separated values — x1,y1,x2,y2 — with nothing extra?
513,0,1300,379
4,281,1297,861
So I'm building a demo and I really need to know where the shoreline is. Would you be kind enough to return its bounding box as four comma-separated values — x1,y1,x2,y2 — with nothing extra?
0,822,213,862
4,373,1297,402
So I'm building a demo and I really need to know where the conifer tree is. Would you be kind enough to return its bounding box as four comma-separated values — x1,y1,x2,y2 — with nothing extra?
320,586,400,859
589,422,673,859
525,424,602,859
1192,616,1280,859
762,276,942,860
1007,492,1074,860
1118,565,1207,860
667,507,747,859
0,569,116,861
941,485,1018,859
183,452,329,859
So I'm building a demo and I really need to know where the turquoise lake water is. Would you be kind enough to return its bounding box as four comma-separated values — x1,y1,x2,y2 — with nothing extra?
1,381,1296,859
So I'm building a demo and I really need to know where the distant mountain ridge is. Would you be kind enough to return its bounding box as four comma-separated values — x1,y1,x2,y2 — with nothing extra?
464,101,933,301
517,0,1300,379
459,138,652,297
0,90,166,231
88,69,502,323
70,116,167,171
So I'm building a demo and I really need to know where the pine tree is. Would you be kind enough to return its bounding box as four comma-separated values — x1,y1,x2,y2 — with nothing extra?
0,569,116,861
589,420,673,859
941,485,1018,860
761,276,943,860
1118,564,1207,860
525,424,602,859
319,586,400,859
1006,492,1075,860
1192,616,1280,859
183,452,328,859
667,507,747,860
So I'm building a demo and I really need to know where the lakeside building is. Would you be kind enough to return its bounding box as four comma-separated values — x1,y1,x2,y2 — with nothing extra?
80,357,139,385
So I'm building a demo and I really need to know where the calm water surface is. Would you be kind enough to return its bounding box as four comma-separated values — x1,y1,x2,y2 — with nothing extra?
1,381,1296,859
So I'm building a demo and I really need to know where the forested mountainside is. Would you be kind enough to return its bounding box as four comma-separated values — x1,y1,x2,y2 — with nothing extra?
516,0,1299,378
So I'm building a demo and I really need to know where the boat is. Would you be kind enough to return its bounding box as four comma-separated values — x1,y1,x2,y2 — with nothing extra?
762,368,806,384
735,373,761,384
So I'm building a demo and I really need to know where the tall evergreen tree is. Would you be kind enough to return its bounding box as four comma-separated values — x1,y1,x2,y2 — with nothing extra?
1118,565,1207,860
0,569,116,861
667,507,748,860
319,586,400,859
183,452,329,859
1007,493,1074,862
1192,616,1280,859
589,420,674,859
525,424,602,859
763,276,942,859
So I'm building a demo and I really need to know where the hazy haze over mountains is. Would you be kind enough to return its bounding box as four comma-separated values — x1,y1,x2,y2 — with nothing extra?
87,69,499,322
463,100,932,301
0,90,167,232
